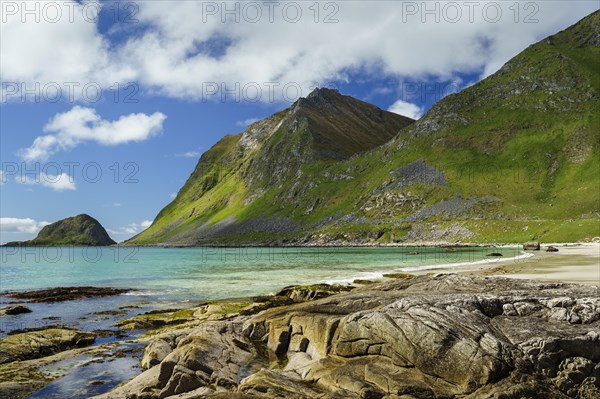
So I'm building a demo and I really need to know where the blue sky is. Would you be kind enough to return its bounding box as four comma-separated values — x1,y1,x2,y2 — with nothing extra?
1,1,598,243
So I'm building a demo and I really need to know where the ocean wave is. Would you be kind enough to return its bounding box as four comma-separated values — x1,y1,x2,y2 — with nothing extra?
321,251,534,285
123,290,165,296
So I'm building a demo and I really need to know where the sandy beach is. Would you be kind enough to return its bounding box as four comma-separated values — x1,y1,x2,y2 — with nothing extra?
410,243,600,286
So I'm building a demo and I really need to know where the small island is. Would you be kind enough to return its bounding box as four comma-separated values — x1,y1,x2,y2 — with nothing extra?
2,214,116,247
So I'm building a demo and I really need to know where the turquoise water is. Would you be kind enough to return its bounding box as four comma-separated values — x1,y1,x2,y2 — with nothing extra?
1,246,523,300
1,246,524,399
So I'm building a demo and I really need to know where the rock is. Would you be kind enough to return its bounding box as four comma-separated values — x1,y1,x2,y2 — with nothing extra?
0,381,46,399
141,338,174,369
0,305,32,316
0,328,96,364
93,275,600,399
523,241,541,250
547,246,560,252
353,279,376,285
382,273,414,279
4,287,130,303
239,369,328,398
277,284,353,302
486,252,503,256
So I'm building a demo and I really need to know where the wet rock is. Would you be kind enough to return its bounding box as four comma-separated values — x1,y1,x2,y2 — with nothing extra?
0,328,96,364
486,252,503,256
0,305,32,316
382,273,414,279
277,284,353,302
547,246,560,252
93,275,600,399
3,287,131,303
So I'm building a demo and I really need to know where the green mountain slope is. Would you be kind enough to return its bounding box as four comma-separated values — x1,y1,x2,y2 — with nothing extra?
4,214,116,246
131,11,600,246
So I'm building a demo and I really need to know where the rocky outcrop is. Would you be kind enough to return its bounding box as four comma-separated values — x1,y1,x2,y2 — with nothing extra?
0,305,32,316
4,287,130,303
93,275,600,399
0,328,96,364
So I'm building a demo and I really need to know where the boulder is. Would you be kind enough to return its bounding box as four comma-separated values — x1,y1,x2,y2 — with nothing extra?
523,242,541,250
547,246,560,252
0,305,32,316
141,338,174,369
92,275,600,399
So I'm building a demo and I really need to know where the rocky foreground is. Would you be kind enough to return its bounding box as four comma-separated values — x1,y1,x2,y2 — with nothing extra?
90,274,600,399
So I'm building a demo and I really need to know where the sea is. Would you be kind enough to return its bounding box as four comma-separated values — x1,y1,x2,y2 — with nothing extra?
0,246,529,398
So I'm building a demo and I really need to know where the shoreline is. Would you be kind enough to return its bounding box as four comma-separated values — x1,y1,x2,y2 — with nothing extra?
1,243,598,398
117,240,600,248
410,242,600,286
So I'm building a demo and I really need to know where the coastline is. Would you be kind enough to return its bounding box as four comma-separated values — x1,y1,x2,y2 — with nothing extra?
2,242,599,398
404,242,600,286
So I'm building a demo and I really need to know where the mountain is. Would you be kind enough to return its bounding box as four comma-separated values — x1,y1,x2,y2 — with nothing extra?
130,11,600,246
4,214,116,246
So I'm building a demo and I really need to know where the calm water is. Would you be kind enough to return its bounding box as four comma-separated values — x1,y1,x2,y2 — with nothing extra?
0,246,527,337
0,246,525,399
1,246,524,300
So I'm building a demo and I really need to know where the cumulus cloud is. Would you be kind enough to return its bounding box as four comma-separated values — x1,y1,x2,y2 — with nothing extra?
19,106,167,161
1,1,597,103
1,1,134,99
388,100,424,120
175,151,202,158
0,217,50,234
108,220,154,236
236,118,260,127
15,172,77,191
93,1,600,100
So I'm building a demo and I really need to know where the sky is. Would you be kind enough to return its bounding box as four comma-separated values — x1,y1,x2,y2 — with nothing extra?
0,0,598,243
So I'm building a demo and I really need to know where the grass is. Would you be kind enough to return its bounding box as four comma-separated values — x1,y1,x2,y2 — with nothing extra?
129,12,600,246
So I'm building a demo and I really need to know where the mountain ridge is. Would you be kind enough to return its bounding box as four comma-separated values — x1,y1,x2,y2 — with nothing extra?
130,11,600,246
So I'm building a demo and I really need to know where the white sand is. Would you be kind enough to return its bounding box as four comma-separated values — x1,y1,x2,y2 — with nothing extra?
411,243,600,286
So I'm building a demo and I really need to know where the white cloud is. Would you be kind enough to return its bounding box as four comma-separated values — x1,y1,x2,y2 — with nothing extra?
388,100,424,120
236,118,260,127
113,202,122,207
15,172,77,191
108,220,154,236
19,106,167,161
1,2,596,103
0,218,50,234
140,220,153,228
175,151,202,158
170,192,177,199
0,170,5,185
111,2,598,101
0,1,134,100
